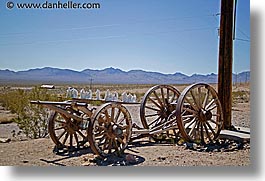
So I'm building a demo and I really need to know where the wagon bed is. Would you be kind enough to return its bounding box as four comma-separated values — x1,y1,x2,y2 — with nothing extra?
31,83,224,158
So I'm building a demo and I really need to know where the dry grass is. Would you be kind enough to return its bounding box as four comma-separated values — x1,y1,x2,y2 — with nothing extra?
0,113,16,124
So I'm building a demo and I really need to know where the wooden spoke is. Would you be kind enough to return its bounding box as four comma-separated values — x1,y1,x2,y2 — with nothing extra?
205,121,217,137
103,138,111,151
167,88,170,100
161,88,166,105
209,119,222,126
113,139,119,151
145,113,161,118
117,137,125,145
169,92,176,103
62,132,69,145
155,117,165,126
184,97,199,111
116,117,126,125
108,138,113,152
145,105,160,112
96,135,107,145
114,108,121,122
54,126,65,131
183,107,197,115
212,113,221,117
200,122,205,143
148,96,162,109
183,117,196,125
104,110,111,123
207,104,217,111
153,91,164,108
74,133,79,146
77,130,87,140
94,131,105,137
203,123,213,142
57,130,67,141
182,114,195,119
190,89,201,109
69,134,73,148
198,86,202,108
54,120,66,125
111,107,115,121
205,99,216,110
148,115,162,127
188,120,198,137
202,89,210,109
185,117,197,129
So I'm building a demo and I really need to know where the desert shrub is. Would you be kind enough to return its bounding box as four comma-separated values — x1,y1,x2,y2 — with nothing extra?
0,87,58,139
232,90,250,103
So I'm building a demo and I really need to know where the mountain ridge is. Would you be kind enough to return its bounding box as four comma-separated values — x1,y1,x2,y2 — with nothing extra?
0,67,250,85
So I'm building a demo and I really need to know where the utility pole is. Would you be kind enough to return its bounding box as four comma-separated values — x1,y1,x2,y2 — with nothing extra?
89,78,93,90
218,0,234,129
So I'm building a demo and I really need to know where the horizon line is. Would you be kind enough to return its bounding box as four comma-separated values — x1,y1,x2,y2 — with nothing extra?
0,66,250,76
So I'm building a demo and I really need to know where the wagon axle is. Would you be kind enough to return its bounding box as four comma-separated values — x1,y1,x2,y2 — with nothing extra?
198,110,213,123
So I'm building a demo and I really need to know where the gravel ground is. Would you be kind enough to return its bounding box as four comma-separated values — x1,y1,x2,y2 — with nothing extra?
0,103,250,166
0,85,250,166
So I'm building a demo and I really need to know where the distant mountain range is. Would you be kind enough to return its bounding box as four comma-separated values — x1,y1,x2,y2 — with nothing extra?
0,67,250,85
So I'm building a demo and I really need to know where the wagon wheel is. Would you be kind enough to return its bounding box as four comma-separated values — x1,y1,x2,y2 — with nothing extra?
88,103,132,158
48,108,89,151
140,85,181,140
176,83,224,144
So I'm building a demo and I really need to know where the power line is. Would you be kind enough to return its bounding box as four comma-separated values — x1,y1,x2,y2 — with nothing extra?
235,38,250,42
0,14,218,38
237,28,250,39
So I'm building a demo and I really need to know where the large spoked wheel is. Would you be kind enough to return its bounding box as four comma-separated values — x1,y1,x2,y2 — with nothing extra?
176,83,224,144
88,103,132,158
140,85,181,138
48,109,89,150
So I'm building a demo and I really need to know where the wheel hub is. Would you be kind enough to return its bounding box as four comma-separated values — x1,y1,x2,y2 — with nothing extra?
198,110,212,122
65,120,79,134
106,124,123,139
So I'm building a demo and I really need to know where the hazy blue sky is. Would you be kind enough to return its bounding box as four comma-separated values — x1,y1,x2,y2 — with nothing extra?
0,0,250,75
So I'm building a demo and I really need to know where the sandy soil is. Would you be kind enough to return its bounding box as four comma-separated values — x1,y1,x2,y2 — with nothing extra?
0,84,250,166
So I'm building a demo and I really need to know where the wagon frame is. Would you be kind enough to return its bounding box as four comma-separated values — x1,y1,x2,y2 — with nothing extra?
31,82,224,158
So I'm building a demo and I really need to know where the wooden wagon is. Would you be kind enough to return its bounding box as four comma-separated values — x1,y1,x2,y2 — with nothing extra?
31,83,223,158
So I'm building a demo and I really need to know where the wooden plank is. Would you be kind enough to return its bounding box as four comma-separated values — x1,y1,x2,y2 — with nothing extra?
219,129,250,142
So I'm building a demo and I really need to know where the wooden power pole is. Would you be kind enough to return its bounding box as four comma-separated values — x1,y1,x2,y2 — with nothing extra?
218,0,234,129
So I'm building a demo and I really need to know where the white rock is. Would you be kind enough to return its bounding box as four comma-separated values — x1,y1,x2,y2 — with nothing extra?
122,92,128,102
127,93,133,103
88,89,92,99
80,89,87,99
71,88,78,98
0,138,11,143
132,94,137,102
66,87,78,98
96,89,101,100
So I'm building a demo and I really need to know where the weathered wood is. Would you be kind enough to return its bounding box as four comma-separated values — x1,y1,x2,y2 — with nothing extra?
218,0,234,129
219,129,250,142
72,98,141,105
30,100,87,107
